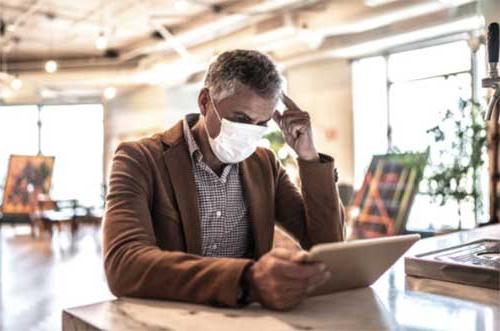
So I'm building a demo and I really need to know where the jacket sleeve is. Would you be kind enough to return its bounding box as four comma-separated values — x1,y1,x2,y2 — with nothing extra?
270,151,345,250
102,142,253,307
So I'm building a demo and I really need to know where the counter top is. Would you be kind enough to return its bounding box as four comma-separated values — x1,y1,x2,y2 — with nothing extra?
63,225,500,331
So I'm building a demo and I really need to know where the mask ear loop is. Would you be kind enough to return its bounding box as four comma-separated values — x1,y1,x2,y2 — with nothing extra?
209,93,222,122
204,92,222,140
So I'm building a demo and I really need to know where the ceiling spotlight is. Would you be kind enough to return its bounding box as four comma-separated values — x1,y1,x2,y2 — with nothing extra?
95,31,108,50
10,77,23,90
45,60,58,73
103,86,117,100
174,0,190,12
6,24,16,32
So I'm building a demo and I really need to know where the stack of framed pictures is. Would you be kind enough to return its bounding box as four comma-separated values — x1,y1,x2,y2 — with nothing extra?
350,153,427,239
1,155,54,221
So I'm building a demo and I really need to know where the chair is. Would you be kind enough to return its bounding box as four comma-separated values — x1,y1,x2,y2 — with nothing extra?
30,194,79,238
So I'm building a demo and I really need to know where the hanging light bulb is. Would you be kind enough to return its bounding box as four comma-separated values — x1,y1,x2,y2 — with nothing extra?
45,60,58,73
103,86,117,100
95,31,108,50
10,76,23,90
6,24,16,32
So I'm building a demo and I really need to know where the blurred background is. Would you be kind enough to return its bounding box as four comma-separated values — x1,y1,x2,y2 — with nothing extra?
0,0,499,330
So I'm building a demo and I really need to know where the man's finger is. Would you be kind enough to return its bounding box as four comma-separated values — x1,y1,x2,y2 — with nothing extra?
308,270,330,287
271,248,311,263
271,248,323,268
272,111,283,127
283,111,309,118
281,113,309,130
273,259,326,280
270,248,295,260
281,112,309,125
281,93,303,112
283,117,309,131
306,271,331,294
288,122,308,140
290,250,310,263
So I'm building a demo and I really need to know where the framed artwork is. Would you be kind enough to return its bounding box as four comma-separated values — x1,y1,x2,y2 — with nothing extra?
1,155,55,214
350,153,427,239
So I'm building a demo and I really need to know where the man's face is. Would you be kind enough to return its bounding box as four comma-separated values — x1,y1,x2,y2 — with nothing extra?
199,85,276,139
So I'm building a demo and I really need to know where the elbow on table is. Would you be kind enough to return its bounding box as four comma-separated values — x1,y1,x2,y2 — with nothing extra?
103,249,143,298
104,260,132,298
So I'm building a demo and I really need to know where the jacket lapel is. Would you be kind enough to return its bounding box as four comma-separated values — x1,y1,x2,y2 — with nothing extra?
162,121,201,255
240,154,274,258
161,118,274,258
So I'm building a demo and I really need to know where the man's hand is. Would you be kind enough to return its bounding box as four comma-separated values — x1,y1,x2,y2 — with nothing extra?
244,248,330,311
272,93,319,161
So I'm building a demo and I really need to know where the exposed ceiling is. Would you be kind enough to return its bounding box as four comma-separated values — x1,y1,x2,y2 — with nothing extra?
0,0,232,60
0,0,485,103
0,0,327,66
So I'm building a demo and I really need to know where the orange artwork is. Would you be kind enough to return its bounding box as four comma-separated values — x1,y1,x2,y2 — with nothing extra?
2,155,55,214
350,153,426,239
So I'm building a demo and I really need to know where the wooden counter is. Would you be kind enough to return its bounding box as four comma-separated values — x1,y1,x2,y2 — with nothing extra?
63,225,500,330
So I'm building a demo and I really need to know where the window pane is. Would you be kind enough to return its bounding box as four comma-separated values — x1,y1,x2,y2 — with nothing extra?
0,106,39,203
352,56,389,189
388,41,471,82
389,73,472,152
475,44,490,221
40,104,103,207
389,73,484,230
475,44,488,105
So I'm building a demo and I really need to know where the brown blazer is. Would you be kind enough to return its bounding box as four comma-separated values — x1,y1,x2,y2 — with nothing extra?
102,116,345,307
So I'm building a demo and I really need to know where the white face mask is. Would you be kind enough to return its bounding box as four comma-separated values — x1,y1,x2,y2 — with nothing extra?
204,96,267,164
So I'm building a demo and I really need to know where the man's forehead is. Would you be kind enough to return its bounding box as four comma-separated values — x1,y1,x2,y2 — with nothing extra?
227,99,275,119
219,89,276,116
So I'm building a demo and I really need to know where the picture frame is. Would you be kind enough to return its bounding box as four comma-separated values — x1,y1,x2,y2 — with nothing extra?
1,155,55,214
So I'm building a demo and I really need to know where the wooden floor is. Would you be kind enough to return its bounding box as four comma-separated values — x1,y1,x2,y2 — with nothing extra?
0,224,114,331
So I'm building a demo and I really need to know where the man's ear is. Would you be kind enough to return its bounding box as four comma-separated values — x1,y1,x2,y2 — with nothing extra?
198,88,210,116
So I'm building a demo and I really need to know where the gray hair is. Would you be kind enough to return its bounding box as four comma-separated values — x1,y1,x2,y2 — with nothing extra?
204,50,282,102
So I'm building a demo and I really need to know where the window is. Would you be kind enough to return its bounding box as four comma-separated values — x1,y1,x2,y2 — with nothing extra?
352,40,488,231
0,105,39,203
389,73,472,152
40,104,104,207
0,104,103,209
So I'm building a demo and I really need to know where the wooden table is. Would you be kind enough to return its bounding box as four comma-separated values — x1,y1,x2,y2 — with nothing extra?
63,225,500,331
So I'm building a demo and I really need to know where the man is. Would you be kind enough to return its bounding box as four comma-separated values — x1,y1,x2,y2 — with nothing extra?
103,50,345,311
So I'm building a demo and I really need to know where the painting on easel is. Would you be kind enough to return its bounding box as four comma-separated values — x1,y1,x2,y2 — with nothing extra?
1,155,55,214
349,153,427,239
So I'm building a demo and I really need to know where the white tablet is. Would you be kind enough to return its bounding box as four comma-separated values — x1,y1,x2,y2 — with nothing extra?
307,234,420,296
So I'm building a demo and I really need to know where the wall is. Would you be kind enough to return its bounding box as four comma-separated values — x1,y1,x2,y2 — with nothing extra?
286,59,354,185
479,0,500,26
103,84,200,179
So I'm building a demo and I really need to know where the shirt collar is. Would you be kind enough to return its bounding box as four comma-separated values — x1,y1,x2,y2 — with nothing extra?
182,114,239,172
182,114,203,163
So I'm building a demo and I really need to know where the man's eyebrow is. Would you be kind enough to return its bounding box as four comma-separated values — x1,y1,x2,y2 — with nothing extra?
233,111,254,121
234,110,271,124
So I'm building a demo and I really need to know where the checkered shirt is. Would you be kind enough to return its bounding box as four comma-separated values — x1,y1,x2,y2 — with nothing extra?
182,116,250,258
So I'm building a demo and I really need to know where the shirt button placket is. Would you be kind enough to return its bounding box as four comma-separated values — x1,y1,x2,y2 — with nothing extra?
221,181,228,236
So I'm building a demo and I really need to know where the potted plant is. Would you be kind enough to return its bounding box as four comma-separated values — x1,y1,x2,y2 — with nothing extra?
425,98,488,228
